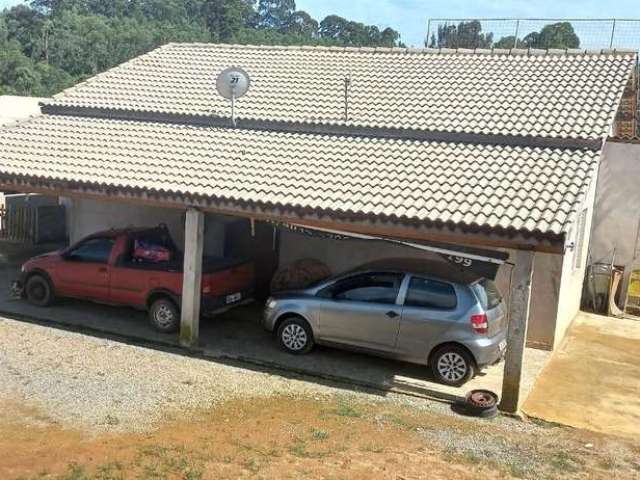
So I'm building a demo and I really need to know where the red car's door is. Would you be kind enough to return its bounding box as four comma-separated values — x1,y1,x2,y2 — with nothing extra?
108,236,156,307
54,237,115,300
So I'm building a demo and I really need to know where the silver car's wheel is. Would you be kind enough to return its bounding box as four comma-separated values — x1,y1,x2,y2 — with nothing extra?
437,352,467,382
277,317,314,354
282,324,307,351
431,345,475,387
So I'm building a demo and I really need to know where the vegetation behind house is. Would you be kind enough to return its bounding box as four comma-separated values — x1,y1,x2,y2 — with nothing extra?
0,1,582,98
0,0,405,97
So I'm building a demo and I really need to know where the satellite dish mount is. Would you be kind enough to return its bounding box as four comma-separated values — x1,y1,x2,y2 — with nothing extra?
216,67,251,127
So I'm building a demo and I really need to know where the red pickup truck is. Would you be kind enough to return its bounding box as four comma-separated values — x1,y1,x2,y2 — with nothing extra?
13,225,254,332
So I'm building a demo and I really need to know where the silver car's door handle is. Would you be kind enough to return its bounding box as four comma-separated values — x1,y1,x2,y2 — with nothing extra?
386,311,399,319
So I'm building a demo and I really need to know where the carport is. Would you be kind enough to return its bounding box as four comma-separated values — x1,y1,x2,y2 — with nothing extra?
0,44,635,414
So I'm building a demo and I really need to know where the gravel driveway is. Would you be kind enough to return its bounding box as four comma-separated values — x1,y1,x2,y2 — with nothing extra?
0,316,361,432
3,316,640,480
0,314,538,436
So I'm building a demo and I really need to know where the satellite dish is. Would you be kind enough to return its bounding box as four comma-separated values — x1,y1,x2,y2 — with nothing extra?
216,67,250,100
215,67,250,127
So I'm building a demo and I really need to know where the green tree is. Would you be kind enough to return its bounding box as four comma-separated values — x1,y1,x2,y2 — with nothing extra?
318,14,347,40
281,10,317,37
1,0,402,96
523,22,580,49
83,0,131,18
33,60,74,95
493,35,526,49
380,27,400,47
4,5,47,59
30,0,84,15
201,0,254,41
0,42,39,95
46,10,110,76
429,20,493,48
257,0,295,30
319,15,400,47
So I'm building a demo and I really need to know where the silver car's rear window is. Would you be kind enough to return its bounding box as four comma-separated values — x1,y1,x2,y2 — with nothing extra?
472,279,502,310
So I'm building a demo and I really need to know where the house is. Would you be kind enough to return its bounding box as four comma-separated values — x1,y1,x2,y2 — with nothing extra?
0,95,47,127
0,96,50,203
0,95,66,242
0,44,635,411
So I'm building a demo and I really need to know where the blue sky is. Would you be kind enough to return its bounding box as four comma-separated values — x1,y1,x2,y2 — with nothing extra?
1,0,638,47
297,0,639,47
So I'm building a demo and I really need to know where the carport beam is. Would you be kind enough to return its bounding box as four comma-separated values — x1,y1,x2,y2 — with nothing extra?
180,208,205,347
499,250,534,414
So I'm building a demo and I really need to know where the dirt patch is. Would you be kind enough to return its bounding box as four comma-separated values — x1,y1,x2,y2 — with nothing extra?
2,395,639,480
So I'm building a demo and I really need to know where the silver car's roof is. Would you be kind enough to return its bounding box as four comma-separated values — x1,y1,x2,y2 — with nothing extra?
350,258,482,285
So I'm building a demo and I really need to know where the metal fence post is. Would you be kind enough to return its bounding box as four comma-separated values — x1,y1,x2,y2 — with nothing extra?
610,19,617,48
514,19,520,49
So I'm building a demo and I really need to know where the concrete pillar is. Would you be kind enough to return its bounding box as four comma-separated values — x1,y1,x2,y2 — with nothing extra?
180,208,204,347
499,249,534,414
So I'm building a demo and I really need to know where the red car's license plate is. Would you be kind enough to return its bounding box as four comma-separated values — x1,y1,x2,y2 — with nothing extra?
226,292,241,304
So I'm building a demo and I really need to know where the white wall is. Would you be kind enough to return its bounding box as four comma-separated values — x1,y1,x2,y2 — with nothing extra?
66,197,241,257
590,141,640,306
278,230,566,350
549,161,597,347
522,252,564,350
278,231,441,273
66,197,185,247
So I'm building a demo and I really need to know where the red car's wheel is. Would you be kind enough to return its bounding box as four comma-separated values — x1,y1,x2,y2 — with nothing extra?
25,274,54,307
149,298,180,333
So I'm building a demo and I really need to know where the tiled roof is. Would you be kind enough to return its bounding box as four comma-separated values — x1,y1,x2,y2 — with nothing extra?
47,44,637,141
0,115,600,236
1,44,634,243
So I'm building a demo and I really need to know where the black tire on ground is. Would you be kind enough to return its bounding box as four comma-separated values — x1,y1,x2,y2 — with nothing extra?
430,345,476,387
25,274,54,307
277,316,314,355
149,298,180,333
463,390,499,418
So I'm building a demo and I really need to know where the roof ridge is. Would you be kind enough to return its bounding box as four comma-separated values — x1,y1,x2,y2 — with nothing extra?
165,42,638,57
40,103,604,151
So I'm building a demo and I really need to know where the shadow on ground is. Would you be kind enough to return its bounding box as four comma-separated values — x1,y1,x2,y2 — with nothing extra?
0,242,549,404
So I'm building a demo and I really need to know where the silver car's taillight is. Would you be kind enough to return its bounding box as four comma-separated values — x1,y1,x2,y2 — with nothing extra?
470,314,488,334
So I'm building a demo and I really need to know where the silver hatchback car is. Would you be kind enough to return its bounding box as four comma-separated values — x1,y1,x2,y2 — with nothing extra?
264,258,507,386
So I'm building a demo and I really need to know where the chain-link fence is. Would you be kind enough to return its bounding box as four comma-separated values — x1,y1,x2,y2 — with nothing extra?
426,18,640,139
425,18,640,50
